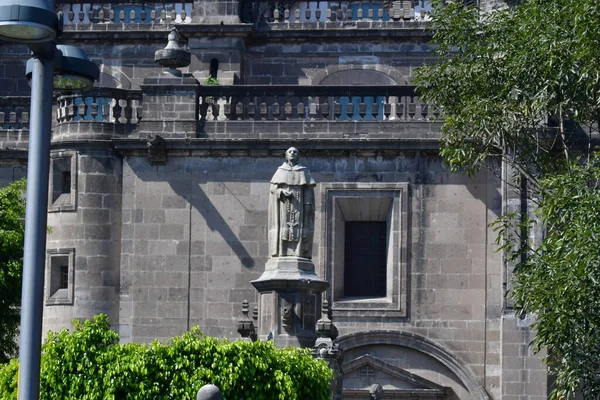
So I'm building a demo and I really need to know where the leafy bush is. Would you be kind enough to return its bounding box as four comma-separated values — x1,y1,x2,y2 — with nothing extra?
0,179,26,363
0,315,332,400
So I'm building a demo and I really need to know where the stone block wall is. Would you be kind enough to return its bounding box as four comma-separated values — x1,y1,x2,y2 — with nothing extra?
44,148,122,335
0,0,550,396
501,315,548,399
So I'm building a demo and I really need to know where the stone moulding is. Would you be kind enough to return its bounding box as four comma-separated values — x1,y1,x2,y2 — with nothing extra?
336,330,491,400
321,182,409,319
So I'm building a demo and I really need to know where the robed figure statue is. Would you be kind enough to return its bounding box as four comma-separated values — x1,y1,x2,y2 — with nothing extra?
268,147,316,259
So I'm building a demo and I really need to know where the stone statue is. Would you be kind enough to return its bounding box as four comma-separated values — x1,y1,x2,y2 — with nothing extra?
268,147,316,259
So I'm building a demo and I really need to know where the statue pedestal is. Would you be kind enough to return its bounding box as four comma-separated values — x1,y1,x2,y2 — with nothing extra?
251,257,328,348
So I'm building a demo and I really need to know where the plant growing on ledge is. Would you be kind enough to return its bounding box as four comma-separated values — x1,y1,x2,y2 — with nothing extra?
203,76,220,105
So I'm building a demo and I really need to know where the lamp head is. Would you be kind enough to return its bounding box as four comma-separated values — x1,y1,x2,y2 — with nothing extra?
26,45,99,91
0,0,62,43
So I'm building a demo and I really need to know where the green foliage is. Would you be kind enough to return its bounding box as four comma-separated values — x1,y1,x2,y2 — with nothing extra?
505,159,600,399
0,179,26,364
204,77,220,86
0,314,332,400
416,0,600,397
416,0,600,180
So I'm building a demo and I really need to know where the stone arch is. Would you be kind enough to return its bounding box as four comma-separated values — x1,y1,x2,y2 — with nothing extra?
337,330,490,400
312,64,409,86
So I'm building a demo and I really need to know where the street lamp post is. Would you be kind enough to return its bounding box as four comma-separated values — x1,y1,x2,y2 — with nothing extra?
19,49,55,400
0,1,98,399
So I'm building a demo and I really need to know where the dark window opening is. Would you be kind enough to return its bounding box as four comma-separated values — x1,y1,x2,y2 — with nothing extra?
49,254,70,300
60,265,69,289
62,171,71,194
51,157,72,205
344,221,387,297
209,59,219,79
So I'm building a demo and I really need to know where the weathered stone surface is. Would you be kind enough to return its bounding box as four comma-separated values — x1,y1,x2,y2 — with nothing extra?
0,3,548,397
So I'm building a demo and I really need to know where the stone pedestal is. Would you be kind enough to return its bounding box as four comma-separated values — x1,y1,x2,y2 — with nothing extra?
252,257,328,348
139,74,199,138
140,28,199,139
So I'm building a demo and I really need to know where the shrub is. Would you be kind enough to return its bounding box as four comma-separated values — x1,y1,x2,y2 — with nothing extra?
0,314,332,400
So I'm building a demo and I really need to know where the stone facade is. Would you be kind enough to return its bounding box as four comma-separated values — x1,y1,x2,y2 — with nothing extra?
0,1,547,399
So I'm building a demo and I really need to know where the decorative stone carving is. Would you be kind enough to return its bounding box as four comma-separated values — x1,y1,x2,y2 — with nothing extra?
251,148,328,348
313,299,343,400
268,147,316,259
237,300,256,341
146,133,167,165
154,28,191,76
281,303,293,331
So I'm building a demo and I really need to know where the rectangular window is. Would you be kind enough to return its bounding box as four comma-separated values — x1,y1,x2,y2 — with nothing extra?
344,222,387,297
46,249,75,306
322,183,408,319
48,151,77,212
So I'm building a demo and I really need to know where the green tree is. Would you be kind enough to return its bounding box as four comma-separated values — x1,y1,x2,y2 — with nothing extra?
0,314,333,400
415,0,600,397
0,179,26,364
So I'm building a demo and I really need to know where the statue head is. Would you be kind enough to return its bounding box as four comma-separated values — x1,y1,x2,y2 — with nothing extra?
285,147,300,166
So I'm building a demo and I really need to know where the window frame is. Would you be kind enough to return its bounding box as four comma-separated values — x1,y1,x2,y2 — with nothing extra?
321,182,409,319
46,248,75,306
48,151,77,212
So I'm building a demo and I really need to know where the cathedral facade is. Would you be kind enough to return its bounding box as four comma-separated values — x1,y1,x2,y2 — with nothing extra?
0,0,546,398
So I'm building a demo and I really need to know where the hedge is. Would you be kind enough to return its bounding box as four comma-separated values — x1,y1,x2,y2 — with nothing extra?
0,314,332,400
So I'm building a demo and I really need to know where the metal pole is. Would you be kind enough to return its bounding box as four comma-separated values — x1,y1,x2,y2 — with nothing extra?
18,54,54,400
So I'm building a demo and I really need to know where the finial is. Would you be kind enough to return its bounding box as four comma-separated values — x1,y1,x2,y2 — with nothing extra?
321,299,329,317
241,300,249,317
237,300,255,341
154,28,191,76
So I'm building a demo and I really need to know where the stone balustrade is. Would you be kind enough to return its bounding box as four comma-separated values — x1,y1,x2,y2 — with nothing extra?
0,97,31,130
199,85,440,122
57,1,193,24
245,0,432,24
56,88,142,125
8,86,439,135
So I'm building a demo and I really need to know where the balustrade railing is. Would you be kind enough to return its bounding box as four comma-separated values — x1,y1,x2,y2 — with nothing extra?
243,0,432,23
57,1,193,24
0,97,31,130
2,86,438,133
198,85,440,122
56,88,142,125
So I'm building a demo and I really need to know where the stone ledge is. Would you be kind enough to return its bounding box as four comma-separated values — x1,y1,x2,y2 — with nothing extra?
112,138,442,153
59,22,430,42
60,24,254,42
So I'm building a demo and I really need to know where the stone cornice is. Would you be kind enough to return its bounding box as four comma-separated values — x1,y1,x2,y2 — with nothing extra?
58,22,431,43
